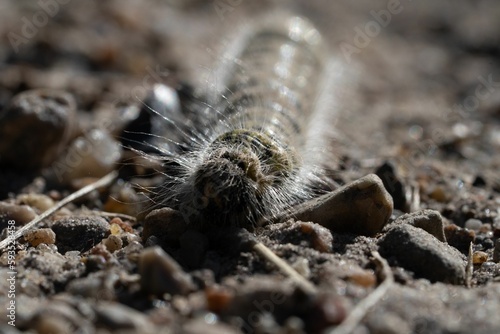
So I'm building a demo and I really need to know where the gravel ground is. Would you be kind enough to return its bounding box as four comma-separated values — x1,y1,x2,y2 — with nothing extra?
1,1,500,333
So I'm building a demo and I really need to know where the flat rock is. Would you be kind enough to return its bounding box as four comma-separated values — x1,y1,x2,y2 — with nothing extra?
378,224,466,284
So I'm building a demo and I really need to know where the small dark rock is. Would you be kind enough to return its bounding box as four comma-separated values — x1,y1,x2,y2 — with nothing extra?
375,161,408,212
444,224,476,254
142,207,188,245
472,175,487,187
51,216,110,254
378,224,466,284
0,89,76,170
493,239,500,263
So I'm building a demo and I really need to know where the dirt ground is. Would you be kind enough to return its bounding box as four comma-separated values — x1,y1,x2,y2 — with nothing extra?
1,1,500,333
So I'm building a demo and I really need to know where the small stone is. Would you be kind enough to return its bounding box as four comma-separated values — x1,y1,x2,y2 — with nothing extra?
378,224,466,284
0,89,76,170
428,185,449,203
51,216,110,254
493,239,500,263
391,209,446,242
103,234,123,253
138,246,194,296
472,251,488,265
444,224,475,254
50,129,122,184
206,285,234,314
24,228,56,247
464,218,482,231
17,193,55,211
345,269,377,288
0,202,37,229
268,174,393,236
375,161,408,212
142,207,188,244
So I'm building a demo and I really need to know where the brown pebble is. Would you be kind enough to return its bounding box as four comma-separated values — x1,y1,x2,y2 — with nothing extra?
472,251,488,265
428,185,449,203
24,228,56,247
138,246,194,296
267,174,393,236
103,234,123,253
142,207,188,244
109,217,134,233
206,285,234,313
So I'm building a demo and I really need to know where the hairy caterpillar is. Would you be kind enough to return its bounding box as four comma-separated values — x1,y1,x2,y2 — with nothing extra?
150,15,337,231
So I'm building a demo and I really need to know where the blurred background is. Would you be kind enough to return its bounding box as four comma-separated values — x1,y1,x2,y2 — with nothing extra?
0,0,499,200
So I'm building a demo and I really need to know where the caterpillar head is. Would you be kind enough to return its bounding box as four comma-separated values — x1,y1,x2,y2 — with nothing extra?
178,129,296,230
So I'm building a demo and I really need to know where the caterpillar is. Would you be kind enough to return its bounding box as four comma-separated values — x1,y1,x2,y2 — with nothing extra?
149,15,336,231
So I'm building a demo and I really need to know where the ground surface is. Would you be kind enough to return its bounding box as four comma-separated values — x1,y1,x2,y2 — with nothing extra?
1,1,500,333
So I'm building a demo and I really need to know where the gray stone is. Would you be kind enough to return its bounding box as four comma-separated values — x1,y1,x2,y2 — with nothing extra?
378,224,466,284
392,209,446,242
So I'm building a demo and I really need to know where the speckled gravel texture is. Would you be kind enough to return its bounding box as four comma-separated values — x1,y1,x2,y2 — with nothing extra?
1,1,500,334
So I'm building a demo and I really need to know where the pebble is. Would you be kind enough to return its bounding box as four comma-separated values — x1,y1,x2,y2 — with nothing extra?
142,207,188,244
375,161,408,212
51,129,122,184
444,224,475,254
0,89,76,170
103,234,123,253
464,218,482,231
24,228,56,247
0,202,37,229
472,251,488,265
391,209,446,242
17,193,55,212
378,224,466,284
205,285,234,314
268,174,393,236
51,216,110,254
494,239,500,263
138,246,194,296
